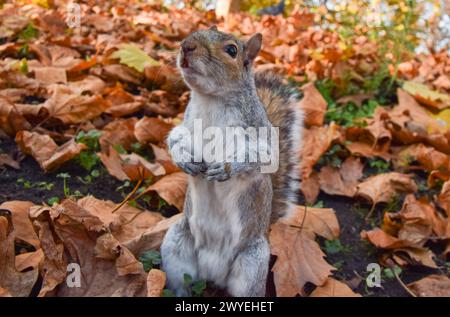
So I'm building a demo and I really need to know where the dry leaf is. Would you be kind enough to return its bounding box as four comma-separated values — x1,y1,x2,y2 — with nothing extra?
0,201,39,248
146,269,166,297
318,156,363,197
309,278,361,297
16,131,86,172
134,117,173,145
0,215,38,297
355,173,418,208
270,223,334,296
408,275,450,297
299,82,327,127
140,172,188,211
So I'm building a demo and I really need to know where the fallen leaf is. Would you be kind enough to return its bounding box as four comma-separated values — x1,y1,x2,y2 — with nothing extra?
0,201,39,248
146,269,166,297
16,131,86,172
139,172,188,211
300,123,341,179
0,214,38,297
408,275,450,297
110,44,159,73
43,85,109,124
0,153,19,169
298,82,327,127
318,156,363,197
309,278,361,297
355,173,418,208
403,81,450,110
282,205,340,240
134,117,173,145
270,223,334,296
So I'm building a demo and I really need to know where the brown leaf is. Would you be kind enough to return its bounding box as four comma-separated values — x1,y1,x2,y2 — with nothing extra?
282,205,340,240
15,249,44,272
134,117,173,145
438,180,450,217
309,278,361,297
97,147,130,181
16,131,86,172
43,85,109,124
34,67,67,85
32,216,67,297
150,144,180,174
361,228,413,249
0,214,38,297
123,213,182,256
120,152,166,181
140,172,188,211
270,223,334,296
146,269,166,297
300,123,341,179
300,172,320,204
99,118,138,153
0,201,39,248
76,196,163,245
318,156,363,197
0,97,31,136
0,153,20,169
408,275,450,297
299,82,327,127
355,173,417,208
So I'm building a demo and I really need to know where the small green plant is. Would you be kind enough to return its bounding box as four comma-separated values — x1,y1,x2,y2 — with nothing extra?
16,177,32,189
139,250,162,272
312,200,324,208
16,178,54,190
18,23,38,41
57,173,71,197
77,169,101,184
113,144,127,154
367,158,390,174
382,265,402,281
47,196,60,206
75,130,102,171
183,273,206,297
317,144,347,168
325,100,378,127
162,289,175,297
324,239,345,255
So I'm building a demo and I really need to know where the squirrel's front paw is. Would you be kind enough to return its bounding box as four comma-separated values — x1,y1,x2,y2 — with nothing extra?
178,161,206,176
204,162,232,182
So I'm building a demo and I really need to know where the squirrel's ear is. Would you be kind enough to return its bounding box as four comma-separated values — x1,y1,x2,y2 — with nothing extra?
244,33,262,66
209,25,218,31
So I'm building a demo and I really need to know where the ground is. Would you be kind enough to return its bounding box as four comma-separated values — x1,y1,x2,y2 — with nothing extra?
1,136,440,297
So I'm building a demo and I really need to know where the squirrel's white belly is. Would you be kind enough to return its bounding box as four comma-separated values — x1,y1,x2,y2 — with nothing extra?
188,176,248,286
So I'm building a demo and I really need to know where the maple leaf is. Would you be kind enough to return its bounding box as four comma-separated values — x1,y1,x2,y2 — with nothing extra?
111,44,159,73
270,223,335,296
355,173,418,209
318,156,364,197
403,81,450,110
298,82,327,127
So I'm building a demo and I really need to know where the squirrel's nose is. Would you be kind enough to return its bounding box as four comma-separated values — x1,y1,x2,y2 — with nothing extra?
181,42,197,54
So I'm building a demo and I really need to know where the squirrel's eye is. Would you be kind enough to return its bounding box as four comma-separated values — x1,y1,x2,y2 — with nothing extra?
224,44,238,58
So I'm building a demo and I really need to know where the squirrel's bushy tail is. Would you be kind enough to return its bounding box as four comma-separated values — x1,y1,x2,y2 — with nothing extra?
255,71,303,223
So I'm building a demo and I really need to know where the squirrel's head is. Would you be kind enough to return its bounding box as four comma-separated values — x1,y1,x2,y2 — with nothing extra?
177,26,262,96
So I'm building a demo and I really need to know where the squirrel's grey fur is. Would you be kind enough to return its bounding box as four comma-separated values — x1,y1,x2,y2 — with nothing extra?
161,26,303,297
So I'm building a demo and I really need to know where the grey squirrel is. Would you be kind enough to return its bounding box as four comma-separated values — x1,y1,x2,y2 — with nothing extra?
161,26,303,297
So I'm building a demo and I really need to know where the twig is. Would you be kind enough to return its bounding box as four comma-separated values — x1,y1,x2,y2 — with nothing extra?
364,203,376,223
111,179,142,213
392,267,417,297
